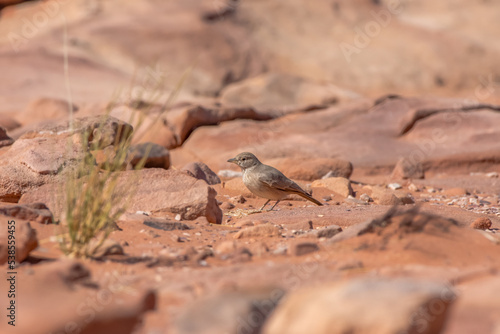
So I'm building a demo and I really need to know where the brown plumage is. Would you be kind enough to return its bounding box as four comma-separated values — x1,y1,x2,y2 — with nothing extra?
227,152,323,211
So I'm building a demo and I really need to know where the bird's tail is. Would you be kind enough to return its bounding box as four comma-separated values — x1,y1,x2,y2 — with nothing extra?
297,192,323,206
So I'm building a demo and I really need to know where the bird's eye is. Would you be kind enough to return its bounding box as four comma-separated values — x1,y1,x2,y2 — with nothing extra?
242,158,246,161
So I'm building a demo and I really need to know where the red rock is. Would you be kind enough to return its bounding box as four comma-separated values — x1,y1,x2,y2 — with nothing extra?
0,116,133,201
247,241,270,257
370,187,403,205
215,241,252,262
140,217,191,231
109,104,179,149
336,260,364,271
166,104,273,146
175,288,285,334
223,178,255,198
0,136,84,200
128,142,171,169
284,220,314,231
20,115,133,146
309,225,343,239
289,241,320,256
181,162,221,185
0,215,38,264
0,161,49,202
16,97,78,126
233,219,255,228
220,72,359,113
263,278,456,334
0,1,27,9
233,224,281,239
178,97,500,177
0,202,53,224
37,260,91,285
10,136,86,175
324,206,500,277
391,157,425,179
252,219,270,226
92,146,124,170
393,191,416,204
89,239,124,258
21,169,223,224
0,116,21,132
0,126,14,147
326,220,374,244
470,217,492,230
444,188,469,197
327,208,461,245
312,177,353,197
444,277,500,334
272,157,353,181
139,119,179,149
215,240,238,255
359,193,372,203
229,195,246,204
2,259,156,334
3,0,500,111
220,202,235,210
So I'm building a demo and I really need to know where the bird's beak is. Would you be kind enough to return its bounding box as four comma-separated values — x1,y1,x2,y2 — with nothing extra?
227,158,236,163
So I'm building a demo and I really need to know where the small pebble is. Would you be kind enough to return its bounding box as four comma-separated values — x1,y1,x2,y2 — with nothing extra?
408,183,419,192
220,202,235,210
170,234,181,242
290,241,320,256
388,183,402,190
346,196,368,205
272,245,288,255
359,193,372,203
229,195,246,204
470,217,492,230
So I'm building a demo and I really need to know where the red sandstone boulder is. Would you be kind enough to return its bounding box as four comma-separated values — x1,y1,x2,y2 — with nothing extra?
181,162,221,185
16,97,78,126
0,215,38,264
0,260,155,334
0,116,133,201
263,278,455,334
0,202,53,224
0,126,13,147
20,169,223,224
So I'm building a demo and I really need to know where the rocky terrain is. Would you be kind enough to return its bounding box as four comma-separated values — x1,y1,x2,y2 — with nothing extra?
1,1,500,334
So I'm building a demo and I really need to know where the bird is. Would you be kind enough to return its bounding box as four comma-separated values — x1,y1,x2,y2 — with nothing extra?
227,152,323,211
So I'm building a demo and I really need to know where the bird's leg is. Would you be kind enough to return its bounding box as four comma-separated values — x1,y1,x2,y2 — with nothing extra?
268,200,281,211
259,199,271,211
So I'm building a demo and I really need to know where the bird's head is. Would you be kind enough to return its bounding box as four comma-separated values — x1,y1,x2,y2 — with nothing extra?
227,152,261,170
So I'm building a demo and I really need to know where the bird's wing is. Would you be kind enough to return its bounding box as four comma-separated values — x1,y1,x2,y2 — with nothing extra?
255,164,323,206
255,165,307,195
